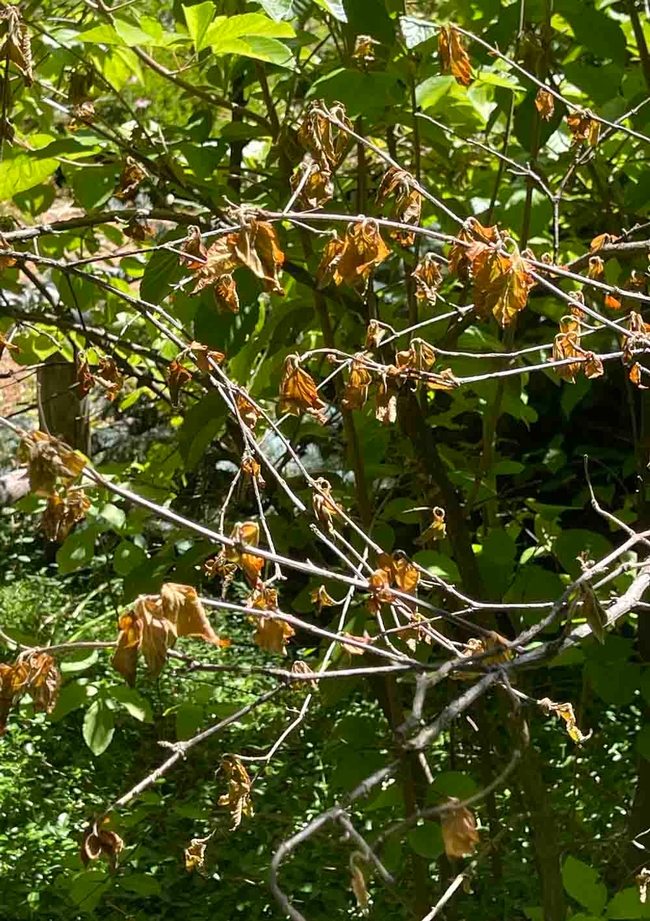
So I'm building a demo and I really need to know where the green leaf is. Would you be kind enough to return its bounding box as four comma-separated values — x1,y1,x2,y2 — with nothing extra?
83,700,115,756
0,155,58,200
120,875,162,897
607,887,650,918
259,0,294,21
69,870,111,913
79,18,166,47
204,12,294,50
140,233,185,304
562,856,608,916
113,540,148,577
178,389,228,469
313,0,348,22
553,530,613,580
175,703,203,741
307,68,404,119
109,686,153,723
416,75,456,110
60,650,100,675
408,822,444,859
428,771,478,801
213,35,295,67
57,527,97,575
49,680,90,721
99,502,126,530
183,1,216,52
400,15,436,49
342,0,394,44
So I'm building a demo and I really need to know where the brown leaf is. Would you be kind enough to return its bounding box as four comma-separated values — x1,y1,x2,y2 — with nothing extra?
341,631,372,656
185,835,212,874
590,232,619,252
80,821,124,869
374,376,398,425
587,256,604,280
630,362,648,389
416,506,447,544
605,293,622,310
583,352,604,379
352,34,378,68
291,155,333,209
139,597,176,679
310,584,337,612
534,87,555,121
448,217,499,280
539,697,590,743
246,583,278,611
291,660,318,690
160,582,226,645
179,226,208,269
25,652,61,714
395,339,436,375
350,853,370,913
0,331,19,359
233,219,285,295
111,610,142,686
441,799,479,858
95,357,124,401
0,663,14,735
41,487,90,542
190,235,239,294
378,551,419,593
0,7,33,86
226,521,265,586
366,567,394,615
213,273,240,313
365,319,390,350
241,454,265,488
413,254,443,303
312,477,340,533
336,220,391,289
19,431,86,496
236,393,261,429
115,156,146,200
316,233,346,288
280,354,327,423
123,215,154,242
254,616,295,655
426,368,460,391
76,358,95,398
166,359,192,406
473,244,534,327
218,756,253,830
438,25,472,86
342,358,372,411
189,341,225,373
297,99,351,171
567,110,600,146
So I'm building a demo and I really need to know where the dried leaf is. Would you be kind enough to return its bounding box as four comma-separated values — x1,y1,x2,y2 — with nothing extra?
139,597,176,679
352,34,378,68
254,616,295,655
426,368,460,391
365,319,390,349
41,487,90,542
0,331,19,359
378,551,419,593
218,756,253,830
539,697,591,743
473,244,534,327
236,393,261,429
567,110,600,146
583,352,604,379
115,156,146,200
241,454,265,488
179,226,207,269
24,652,61,714
449,217,500,280
19,431,86,496
342,358,372,411
246,583,278,611
416,507,447,544
587,256,604,280
291,660,318,690
297,99,351,170
80,821,124,869
374,376,398,425
233,219,285,295
214,273,240,313
160,582,225,645
0,7,33,86
95,358,124,401
189,341,225,373
185,835,212,874
350,853,370,913
124,215,154,242
311,584,337,612
439,25,472,86
441,799,479,858
590,232,619,252
534,87,555,121
366,567,394,615
280,354,327,423
316,233,346,288
291,155,333,209
336,220,391,289
225,521,265,586
0,663,14,735
167,360,192,406
111,610,142,686
341,631,372,656
630,362,647,389
605,293,622,310
413,254,443,303
191,235,239,294
312,477,340,533
76,358,95,398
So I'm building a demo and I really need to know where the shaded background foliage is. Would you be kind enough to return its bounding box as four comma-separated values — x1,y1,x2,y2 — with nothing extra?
2,0,650,919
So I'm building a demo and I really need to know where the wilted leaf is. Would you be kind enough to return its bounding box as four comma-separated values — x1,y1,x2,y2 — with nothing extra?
191,235,239,294
350,852,370,913
41,488,90,542
167,360,192,406
291,660,318,689
213,273,240,313
378,551,419,593
291,155,333,209
336,219,391,289
583,352,604,379
233,218,285,295
630,362,647,389
342,358,372,411
0,331,19,359
534,87,555,121
473,244,534,327
539,697,591,743
241,453,265,488
449,217,499,279
189,341,226,373
441,799,479,858
342,631,372,655
185,834,212,874
605,293,622,310
80,821,124,869
179,226,208,269
225,521,265,586
587,256,604,280
567,110,600,146
246,583,278,610
0,6,33,86
311,584,337,612
253,615,295,655
312,477,340,533
438,24,472,86
218,756,253,830
160,582,225,645
95,357,124,401
367,567,394,615
76,358,95,398
297,99,351,170
375,376,398,425
416,507,446,544
590,232,619,252
316,233,346,288
413,254,443,303
377,166,422,246
236,393,262,429
115,156,146,200
280,354,327,423
365,319,390,349
19,431,86,496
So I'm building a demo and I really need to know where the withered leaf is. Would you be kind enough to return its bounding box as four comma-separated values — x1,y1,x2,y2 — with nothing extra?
280,354,327,423
191,235,239,294
583,352,604,379
111,610,142,687
0,331,19,360
123,215,154,242
291,155,333,209
311,584,337,612
0,7,33,86
630,362,648,389
80,821,124,869
241,454,265,488
41,488,90,543
139,597,176,679
76,358,94,398
376,167,422,246
439,24,472,86
426,368,460,391
185,835,212,874
473,244,534,327
0,663,14,735
291,660,318,690
378,551,419,593
218,756,253,830
413,254,443,303
365,319,390,350
312,477,340,533
374,376,398,425
297,99,351,171
352,34,378,68
189,341,225,373
167,359,192,406
115,156,146,200
416,507,447,544
254,615,295,655
587,256,604,280
567,110,600,146
160,582,226,645
336,220,391,289
441,799,479,858
226,521,265,586
179,226,207,269
246,583,278,611
367,568,394,615
341,631,372,656
448,217,500,280
590,232,619,252
19,431,86,496
25,652,61,715
342,358,372,411
236,393,261,429
233,219,285,296
605,293,622,310
539,697,590,743
316,233,346,289
535,87,555,121
213,273,240,314
350,853,370,913
95,357,124,402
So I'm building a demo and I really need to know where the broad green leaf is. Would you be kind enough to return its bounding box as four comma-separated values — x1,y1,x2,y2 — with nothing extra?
259,0,294,21
428,772,478,802
183,1,216,52
120,875,162,897
213,35,295,67
175,703,203,741
69,870,112,913
79,18,166,46
83,700,115,756
400,15,435,49
204,12,295,50
554,530,613,579
113,540,148,577
313,0,348,21
0,155,58,200
99,503,126,530
109,686,153,723
60,650,100,675
49,681,90,721
408,822,444,859
562,856,608,916
607,887,650,918
57,527,98,575
307,68,404,118
416,75,456,110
